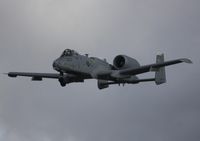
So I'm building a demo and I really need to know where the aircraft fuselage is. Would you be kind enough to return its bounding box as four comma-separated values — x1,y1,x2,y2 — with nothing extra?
53,53,111,79
7,49,192,89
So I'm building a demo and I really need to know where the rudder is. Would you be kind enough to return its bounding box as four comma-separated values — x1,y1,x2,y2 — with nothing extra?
155,54,166,85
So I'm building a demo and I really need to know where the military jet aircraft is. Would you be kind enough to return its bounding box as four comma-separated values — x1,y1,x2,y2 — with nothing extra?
6,49,192,89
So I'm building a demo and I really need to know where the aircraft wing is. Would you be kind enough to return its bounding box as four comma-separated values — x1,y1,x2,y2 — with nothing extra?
119,58,192,76
7,72,60,80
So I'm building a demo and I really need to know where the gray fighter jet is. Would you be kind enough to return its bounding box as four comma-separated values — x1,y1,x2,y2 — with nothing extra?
7,49,192,89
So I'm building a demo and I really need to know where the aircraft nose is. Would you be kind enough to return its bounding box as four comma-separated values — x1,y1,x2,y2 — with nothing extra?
53,59,61,71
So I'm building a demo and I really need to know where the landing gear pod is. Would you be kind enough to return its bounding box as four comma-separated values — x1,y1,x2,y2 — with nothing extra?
97,80,109,90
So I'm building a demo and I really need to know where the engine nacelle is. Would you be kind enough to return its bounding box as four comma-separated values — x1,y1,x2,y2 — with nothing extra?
113,55,140,69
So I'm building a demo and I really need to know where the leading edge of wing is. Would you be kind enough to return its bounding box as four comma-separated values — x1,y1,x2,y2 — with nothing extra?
7,72,60,79
119,58,192,76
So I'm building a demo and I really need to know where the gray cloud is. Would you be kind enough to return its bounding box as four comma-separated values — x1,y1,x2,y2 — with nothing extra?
0,0,200,141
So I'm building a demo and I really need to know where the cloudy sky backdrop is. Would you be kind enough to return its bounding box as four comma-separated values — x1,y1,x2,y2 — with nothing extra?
0,0,200,141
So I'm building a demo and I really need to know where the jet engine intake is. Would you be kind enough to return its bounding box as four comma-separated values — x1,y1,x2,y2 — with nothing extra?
113,55,140,69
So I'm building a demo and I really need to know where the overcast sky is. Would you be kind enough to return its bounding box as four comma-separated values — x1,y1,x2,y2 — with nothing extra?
0,0,200,141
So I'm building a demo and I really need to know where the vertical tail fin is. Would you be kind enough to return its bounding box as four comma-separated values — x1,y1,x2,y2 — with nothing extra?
155,54,166,85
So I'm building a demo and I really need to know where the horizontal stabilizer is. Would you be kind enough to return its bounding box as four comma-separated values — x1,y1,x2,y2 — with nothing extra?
98,78,155,86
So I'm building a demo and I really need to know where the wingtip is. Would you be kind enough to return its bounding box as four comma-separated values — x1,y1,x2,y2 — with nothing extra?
3,72,18,77
180,58,193,64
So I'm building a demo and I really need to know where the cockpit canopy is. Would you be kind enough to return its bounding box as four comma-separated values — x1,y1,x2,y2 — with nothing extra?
61,49,79,57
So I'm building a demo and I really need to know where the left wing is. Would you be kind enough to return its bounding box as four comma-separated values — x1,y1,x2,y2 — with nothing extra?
119,58,192,76
7,72,60,81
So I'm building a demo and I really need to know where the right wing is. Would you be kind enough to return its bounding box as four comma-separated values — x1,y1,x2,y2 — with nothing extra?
6,72,91,85
7,72,60,80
